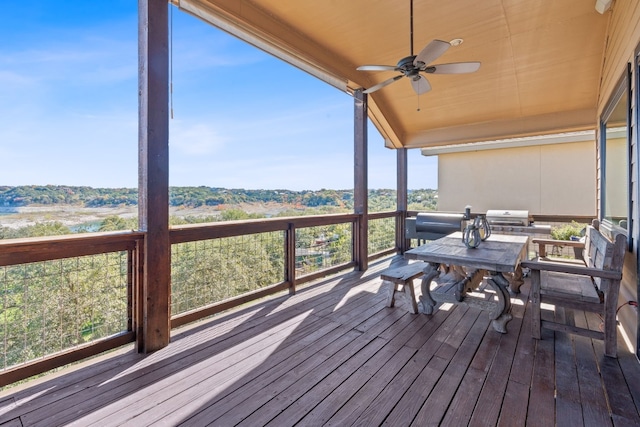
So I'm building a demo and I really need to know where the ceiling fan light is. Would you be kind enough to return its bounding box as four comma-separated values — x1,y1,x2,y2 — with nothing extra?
449,38,464,46
595,0,612,14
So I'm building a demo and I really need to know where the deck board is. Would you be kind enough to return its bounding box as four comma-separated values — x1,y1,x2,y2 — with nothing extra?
0,255,639,426
467,285,528,427
554,310,585,427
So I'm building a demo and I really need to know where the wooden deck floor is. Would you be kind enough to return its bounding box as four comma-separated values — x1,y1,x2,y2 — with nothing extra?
1,256,640,426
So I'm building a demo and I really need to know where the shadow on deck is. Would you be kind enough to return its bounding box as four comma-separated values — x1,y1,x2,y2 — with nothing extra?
1,256,639,426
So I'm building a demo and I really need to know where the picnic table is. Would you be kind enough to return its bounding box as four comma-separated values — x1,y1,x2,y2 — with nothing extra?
405,232,529,333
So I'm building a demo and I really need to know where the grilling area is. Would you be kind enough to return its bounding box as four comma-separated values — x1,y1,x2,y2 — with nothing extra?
406,209,551,245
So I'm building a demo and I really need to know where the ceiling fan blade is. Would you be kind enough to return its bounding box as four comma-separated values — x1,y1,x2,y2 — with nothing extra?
357,65,397,71
411,75,431,95
414,39,450,67
429,62,481,74
364,75,404,94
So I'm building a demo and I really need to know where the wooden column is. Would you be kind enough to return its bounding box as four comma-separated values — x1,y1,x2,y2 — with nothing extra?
285,222,296,295
138,0,170,352
354,89,368,271
397,148,409,253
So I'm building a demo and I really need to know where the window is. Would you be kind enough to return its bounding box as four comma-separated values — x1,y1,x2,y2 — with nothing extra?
600,64,631,248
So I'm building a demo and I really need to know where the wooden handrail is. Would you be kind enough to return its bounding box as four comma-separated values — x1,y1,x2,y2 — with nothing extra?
0,231,145,267
170,213,359,244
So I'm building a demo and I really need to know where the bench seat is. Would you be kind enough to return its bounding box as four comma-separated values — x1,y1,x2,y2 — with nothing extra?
380,263,425,314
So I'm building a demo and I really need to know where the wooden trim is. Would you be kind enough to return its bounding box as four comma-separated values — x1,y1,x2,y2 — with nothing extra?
295,261,357,285
285,213,359,227
170,282,290,329
599,65,632,250
170,214,358,244
369,247,397,262
127,249,134,333
397,148,408,253
540,320,604,341
530,215,596,223
367,211,396,220
521,260,622,280
135,237,145,351
286,222,296,295
0,332,135,388
138,0,171,352
635,42,640,362
0,232,144,267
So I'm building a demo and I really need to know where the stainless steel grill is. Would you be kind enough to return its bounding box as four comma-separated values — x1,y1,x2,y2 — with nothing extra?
485,209,530,226
485,209,551,235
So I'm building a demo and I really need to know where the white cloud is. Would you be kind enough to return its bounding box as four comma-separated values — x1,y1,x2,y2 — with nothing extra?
170,121,226,155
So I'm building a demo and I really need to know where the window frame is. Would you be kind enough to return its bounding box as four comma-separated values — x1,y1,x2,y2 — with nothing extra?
599,63,632,250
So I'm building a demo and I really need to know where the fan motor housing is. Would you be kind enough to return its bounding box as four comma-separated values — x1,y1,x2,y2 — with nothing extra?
397,55,419,76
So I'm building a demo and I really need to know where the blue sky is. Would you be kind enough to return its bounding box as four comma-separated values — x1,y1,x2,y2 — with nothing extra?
0,1,437,191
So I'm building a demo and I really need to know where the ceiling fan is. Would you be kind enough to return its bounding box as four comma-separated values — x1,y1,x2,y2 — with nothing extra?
356,0,480,95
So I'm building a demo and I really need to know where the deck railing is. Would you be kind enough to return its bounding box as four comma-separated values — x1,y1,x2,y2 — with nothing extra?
0,211,401,386
368,211,398,259
0,232,143,387
0,210,588,386
169,213,373,328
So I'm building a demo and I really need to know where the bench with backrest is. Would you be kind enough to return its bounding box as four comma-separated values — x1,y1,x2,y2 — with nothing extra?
521,219,626,357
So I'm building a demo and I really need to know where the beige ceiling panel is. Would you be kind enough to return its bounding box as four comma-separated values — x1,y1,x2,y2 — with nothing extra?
502,0,602,34
190,0,609,148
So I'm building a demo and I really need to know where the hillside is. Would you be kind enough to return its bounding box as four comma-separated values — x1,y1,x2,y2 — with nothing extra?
0,186,437,238
0,185,436,210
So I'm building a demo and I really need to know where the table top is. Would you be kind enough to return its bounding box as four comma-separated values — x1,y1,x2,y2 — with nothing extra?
404,232,529,273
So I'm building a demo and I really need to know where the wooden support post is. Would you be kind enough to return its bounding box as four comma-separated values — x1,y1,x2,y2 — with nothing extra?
397,147,408,253
138,0,170,352
286,222,296,295
354,89,368,271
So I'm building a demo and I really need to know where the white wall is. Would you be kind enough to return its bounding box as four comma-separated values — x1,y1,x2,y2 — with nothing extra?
436,140,596,216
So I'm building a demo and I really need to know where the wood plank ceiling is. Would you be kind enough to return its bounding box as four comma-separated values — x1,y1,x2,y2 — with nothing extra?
175,0,610,149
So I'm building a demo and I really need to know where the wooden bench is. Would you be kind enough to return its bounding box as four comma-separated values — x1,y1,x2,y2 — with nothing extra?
521,219,626,357
380,263,425,314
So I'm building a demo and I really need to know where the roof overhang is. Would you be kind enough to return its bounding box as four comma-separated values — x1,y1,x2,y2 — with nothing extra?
175,0,610,149
420,130,595,156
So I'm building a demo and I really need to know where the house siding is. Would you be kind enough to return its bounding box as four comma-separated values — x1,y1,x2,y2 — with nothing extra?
598,0,640,354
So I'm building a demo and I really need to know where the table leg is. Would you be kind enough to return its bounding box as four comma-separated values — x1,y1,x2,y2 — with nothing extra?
486,272,513,333
419,263,440,315
507,264,525,295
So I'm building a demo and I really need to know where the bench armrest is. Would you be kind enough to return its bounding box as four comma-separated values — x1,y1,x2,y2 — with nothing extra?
521,259,622,280
531,238,585,248
531,238,585,258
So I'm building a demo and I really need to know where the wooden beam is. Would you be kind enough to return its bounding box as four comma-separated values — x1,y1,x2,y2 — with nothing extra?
396,148,408,253
138,0,170,352
354,89,368,270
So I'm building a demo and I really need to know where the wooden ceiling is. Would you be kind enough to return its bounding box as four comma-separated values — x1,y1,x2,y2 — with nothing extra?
176,0,610,149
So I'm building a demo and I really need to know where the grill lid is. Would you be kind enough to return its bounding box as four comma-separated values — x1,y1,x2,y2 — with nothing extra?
485,210,529,226
415,212,465,232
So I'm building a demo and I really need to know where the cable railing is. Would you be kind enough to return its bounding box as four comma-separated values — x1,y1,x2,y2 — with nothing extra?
0,231,143,387
0,213,385,387
170,231,286,318
368,211,398,259
168,213,361,328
